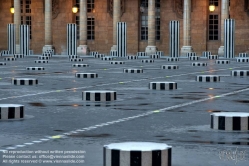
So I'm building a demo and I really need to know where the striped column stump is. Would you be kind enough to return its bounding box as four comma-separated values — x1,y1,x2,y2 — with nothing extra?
69,58,83,62
0,104,24,120
110,50,118,57
231,70,249,76
137,52,147,57
149,82,177,90
90,51,98,57
156,51,164,57
215,60,230,64
44,49,55,55
12,78,38,85
150,54,160,59
196,75,220,82
0,62,6,65
192,62,207,66
4,57,16,61
186,52,197,57
110,61,125,65
102,57,113,61
238,53,248,58
189,56,199,61
42,53,52,57
104,142,172,166
75,73,98,78
161,65,179,69
208,55,219,59
141,59,154,63
123,69,143,73
14,54,24,58
69,55,79,59
211,112,249,131
166,58,179,62
237,58,249,63
202,51,211,58
38,56,50,60
127,56,138,60
72,64,89,67
26,67,45,71
95,54,105,58
82,91,117,101
35,60,48,63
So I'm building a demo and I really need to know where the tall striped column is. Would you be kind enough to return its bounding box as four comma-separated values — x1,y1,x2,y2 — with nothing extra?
218,0,229,56
67,24,77,56
117,22,127,57
224,19,235,59
111,0,121,51
169,21,179,57
8,24,16,54
77,0,89,55
181,0,193,55
20,25,30,56
145,0,157,55
42,0,54,53
14,0,21,53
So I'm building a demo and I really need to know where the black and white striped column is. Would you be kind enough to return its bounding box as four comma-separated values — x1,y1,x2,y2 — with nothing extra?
238,53,248,58
161,65,179,69
237,58,249,63
12,78,38,85
104,142,172,166
90,51,98,56
117,22,127,57
186,52,197,57
7,24,16,54
192,62,207,66
169,20,179,57
67,24,77,56
75,73,98,78
196,75,220,82
141,59,154,63
20,25,30,56
202,51,211,58
167,57,179,62
149,82,177,90
110,50,118,57
208,55,219,59
0,104,24,120
137,52,147,57
224,19,235,59
211,112,249,131
0,62,7,66
123,69,143,73
231,70,249,76
26,67,45,71
82,91,117,101
215,60,230,64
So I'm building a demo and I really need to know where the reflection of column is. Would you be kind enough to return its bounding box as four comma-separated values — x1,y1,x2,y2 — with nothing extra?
181,0,193,56
77,0,89,55
43,0,53,53
111,0,121,51
14,0,21,53
145,0,157,55
218,0,229,56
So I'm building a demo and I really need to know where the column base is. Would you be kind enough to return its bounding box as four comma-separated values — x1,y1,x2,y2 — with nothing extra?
15,45,20,54
42,45,54,53
111,45,117,51
181,46,193,56
145,46,157,55
77,45,90,55
218,46,224,57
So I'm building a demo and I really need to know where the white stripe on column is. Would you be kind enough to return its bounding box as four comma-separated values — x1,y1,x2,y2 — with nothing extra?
120,151,130,166
241,117,248,131
142,151,152,166
225,117,233,131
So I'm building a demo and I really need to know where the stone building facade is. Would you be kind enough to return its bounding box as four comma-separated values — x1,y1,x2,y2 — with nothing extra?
0,0,249,55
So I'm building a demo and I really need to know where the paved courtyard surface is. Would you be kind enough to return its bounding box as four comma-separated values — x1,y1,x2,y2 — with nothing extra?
0,55,249,166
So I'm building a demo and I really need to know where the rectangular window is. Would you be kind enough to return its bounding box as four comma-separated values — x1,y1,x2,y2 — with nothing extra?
208,15,219,40
155,16,160,40
76,16,80,40
76,0,95,13
141,15,148,40
87,17,95,40
21,0,32,39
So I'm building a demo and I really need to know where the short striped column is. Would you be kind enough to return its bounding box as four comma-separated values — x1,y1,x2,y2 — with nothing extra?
192,62,207,66
215,60,230,64
196,75,220,82
104,142,172,166
4,57,16,61
237,58,249,63
110,50,117,57
82,91,116,101
224,19,235,59
1,50,10,56
12,78,38,85
35,60,48,63
189,56,199,61
69,55,79,59
110,61,125,65
14,54,24,58
149,82,177,90
231,70,249,76
123,69,143,73
42,53,52,57
202,51,211,58
156,51,164,57
70,58,83,62
117,22,127,57
7,24,16,54
169,20,179,57
238,53,248,58
150,54,160,59
161,65,179,69
208,55,219,59
39,56,50,60
0,104,24,120
0,62,7,66
167,57,179,62
26,67,45,71
141,59,154,63
127,56,138,60
75,73,98,78
20,25,30,56
90,51,98,56
95,54,105,58
102,57,113,61
67,24,77,56
72,64,89,67
211,112,249,131
186,52,197,57
137,52,147,57
44,49,54,55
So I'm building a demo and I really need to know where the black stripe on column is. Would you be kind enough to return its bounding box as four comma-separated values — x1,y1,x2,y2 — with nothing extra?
160,83,165,90
130,151,141,166
106,93,111,101
233,117,241,131
103,147,106,166
8,107,15,119
0,108,1,119
152,83,156,89
114,92,117,100
86,92,91,101
111,149,120,166
211,115,213,128
20,106,24,118
95,93,101,101
218,116,225,130
152,150,161,166
169,83,173,89
168,148,172,166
